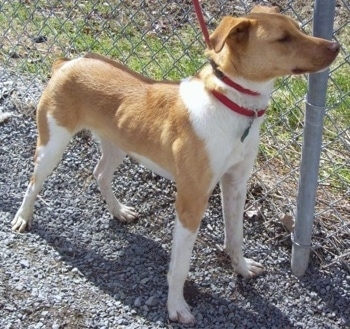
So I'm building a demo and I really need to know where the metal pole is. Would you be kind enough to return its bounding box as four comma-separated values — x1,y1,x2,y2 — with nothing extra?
291,0,336,277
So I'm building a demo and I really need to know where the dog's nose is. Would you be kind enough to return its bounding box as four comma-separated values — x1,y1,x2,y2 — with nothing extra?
328,41,340,53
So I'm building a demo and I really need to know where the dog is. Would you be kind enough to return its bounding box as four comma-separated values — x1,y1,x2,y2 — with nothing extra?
12,5,339,324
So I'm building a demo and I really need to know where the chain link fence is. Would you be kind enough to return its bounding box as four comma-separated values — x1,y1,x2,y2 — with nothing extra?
0,0,349,266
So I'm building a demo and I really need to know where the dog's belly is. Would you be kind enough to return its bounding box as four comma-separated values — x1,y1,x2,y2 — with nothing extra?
129,152,174,181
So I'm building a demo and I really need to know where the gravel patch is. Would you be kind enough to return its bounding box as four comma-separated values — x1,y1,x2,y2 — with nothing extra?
1,68,349,329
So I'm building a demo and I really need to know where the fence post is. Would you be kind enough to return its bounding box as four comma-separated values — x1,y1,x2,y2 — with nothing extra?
291,0,337,277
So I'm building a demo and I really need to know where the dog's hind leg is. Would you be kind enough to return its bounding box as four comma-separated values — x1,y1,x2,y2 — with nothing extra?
93,138,137,222
12,114,73,232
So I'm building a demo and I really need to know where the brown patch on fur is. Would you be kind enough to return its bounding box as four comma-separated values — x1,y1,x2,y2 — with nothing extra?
209,17,251,53
196,65,225,94
251,5,280,14
52,58,71,74
38,55,212,232
84,53,155,84
33,58,71,148
36,99,50,147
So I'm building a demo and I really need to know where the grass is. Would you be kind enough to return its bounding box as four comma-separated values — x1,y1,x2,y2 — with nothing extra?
259,24,350,194
0,0,204,80
0,0,348,196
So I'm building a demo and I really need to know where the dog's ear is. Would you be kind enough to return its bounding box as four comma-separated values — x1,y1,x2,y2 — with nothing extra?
210,17,251,53
250,5,280,14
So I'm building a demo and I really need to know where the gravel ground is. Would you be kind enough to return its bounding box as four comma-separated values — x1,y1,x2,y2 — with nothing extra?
1,63,349,329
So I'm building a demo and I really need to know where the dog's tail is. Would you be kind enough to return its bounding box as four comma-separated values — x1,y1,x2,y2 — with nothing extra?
51,58,71,74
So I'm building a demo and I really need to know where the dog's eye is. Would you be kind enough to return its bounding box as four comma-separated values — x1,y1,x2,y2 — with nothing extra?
278,34,291,43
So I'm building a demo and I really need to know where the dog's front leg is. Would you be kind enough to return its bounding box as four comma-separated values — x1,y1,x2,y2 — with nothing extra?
220,166,264,278
167,192,208,324
167,217,198,324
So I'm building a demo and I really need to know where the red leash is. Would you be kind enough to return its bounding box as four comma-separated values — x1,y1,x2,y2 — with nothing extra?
193,0,212,50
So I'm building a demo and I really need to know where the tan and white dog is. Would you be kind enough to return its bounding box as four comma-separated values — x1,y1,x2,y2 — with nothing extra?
12,6,339,324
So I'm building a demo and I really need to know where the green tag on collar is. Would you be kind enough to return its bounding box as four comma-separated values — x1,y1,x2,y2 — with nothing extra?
241,121,253,142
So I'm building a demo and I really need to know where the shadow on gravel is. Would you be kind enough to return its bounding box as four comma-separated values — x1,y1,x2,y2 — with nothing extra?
184,281,296,328
299,267,350,327
34,220,171,320
33,219,296,328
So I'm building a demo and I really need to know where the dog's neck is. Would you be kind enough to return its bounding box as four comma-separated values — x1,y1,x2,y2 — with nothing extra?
200,63,273,94
198,63,274,113
203,61,274,96
209,60,261,96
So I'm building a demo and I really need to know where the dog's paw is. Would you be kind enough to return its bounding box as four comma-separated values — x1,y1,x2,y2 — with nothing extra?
11,214,32,233
168,299,196,325
235,257,264,278
110,204,137,223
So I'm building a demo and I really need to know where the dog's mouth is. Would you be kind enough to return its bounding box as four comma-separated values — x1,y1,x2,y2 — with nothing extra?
291,67,308,74
292,65,331,75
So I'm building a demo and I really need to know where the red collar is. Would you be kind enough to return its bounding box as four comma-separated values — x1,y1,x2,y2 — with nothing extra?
217,75,260,96
210,61,265,117
211,90,266,118
210,60,260,96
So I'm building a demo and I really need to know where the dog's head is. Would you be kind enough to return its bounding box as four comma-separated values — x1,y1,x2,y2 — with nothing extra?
208,6,340,81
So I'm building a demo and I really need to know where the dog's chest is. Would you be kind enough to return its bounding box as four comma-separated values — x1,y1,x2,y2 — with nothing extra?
179,78,262,179
205,123,260,179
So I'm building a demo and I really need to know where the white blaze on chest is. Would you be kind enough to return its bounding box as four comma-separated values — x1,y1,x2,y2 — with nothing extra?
179,78,265,183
